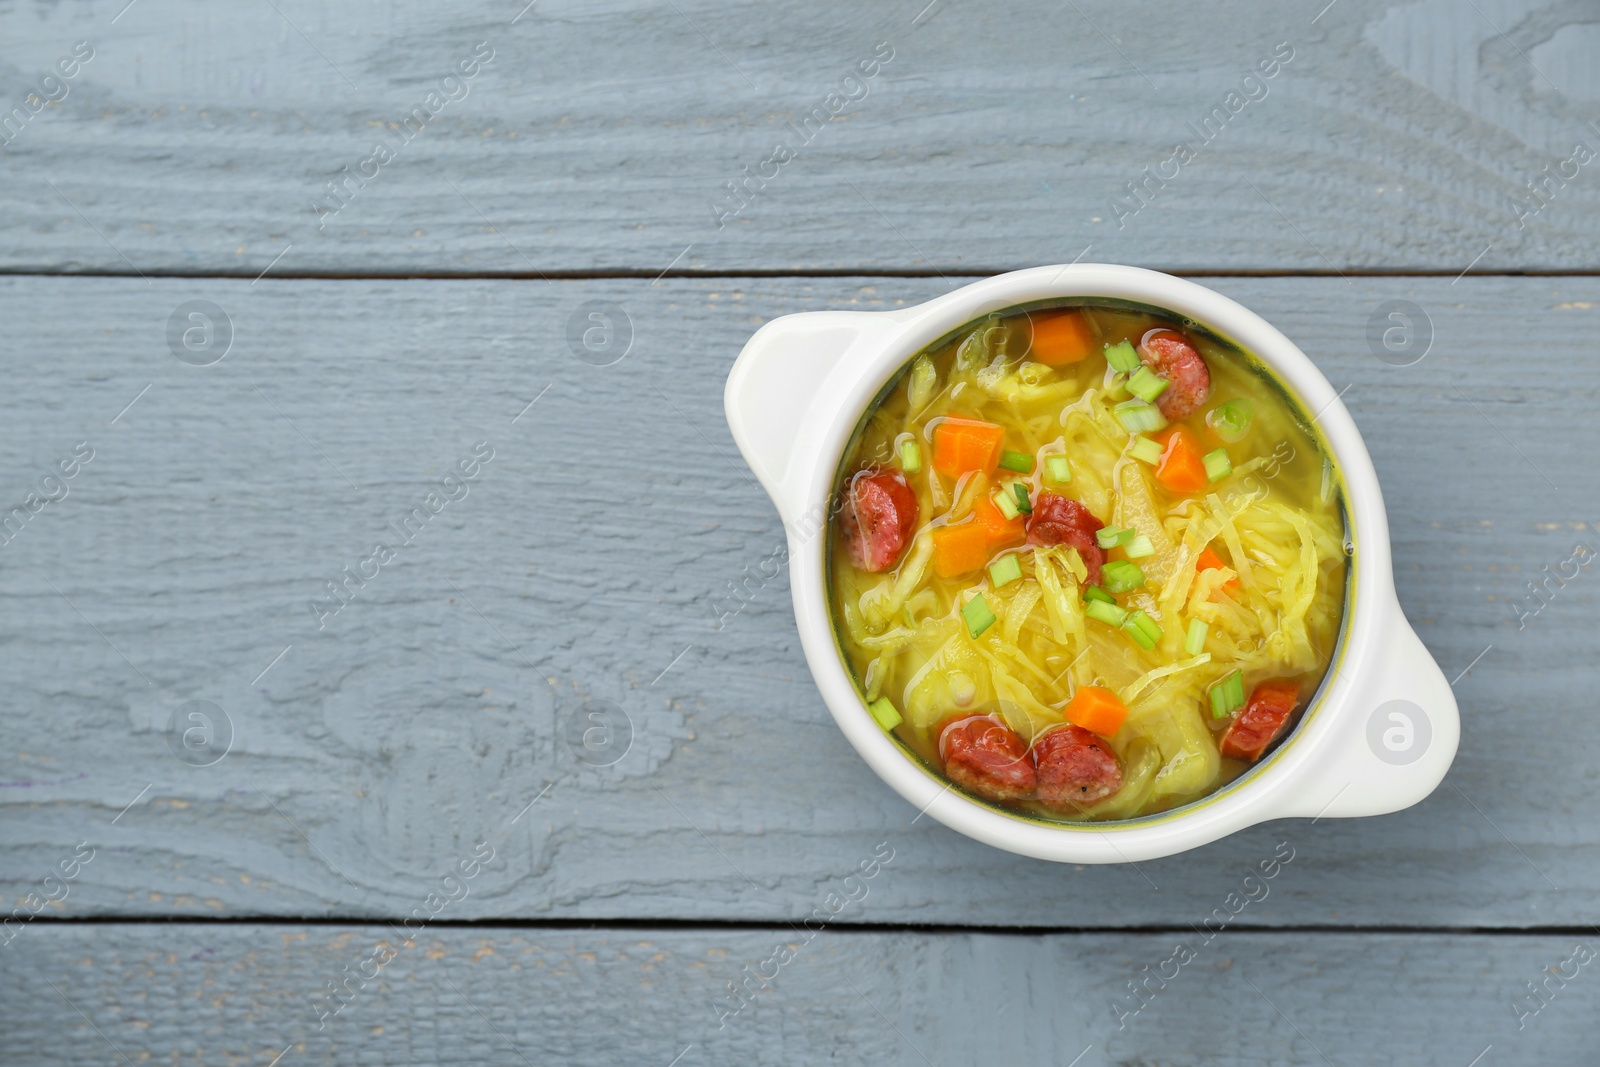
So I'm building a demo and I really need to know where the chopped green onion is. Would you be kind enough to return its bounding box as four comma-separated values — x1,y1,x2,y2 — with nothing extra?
1131,609,1162,640
1114,399,1166,434
1085,599,1129,627
1129,436,1164,465
899,439,922,473
868,697,903,731
1096,526,1135,550
1206,398,1254,443
1122,608,1162,650
1124,534,1155,559
1104,339,1140,373
993,488,1021,521
1184,618,1208,656
1127,366,1170,402
1045,455,1073,485
1209,669,1245,719
1013,482,1032,515
962,593,997,638
999,450,1035,474
988,554,1022,588
1083,584,1116,605
1100,560,1145,594
1203,448,1233,483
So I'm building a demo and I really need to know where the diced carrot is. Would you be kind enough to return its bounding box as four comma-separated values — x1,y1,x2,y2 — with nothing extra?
1196,545,1242,594
1154,426,1209,495
932,417,1006,478
931,522,991,577
1063,685,1129,738
971,493,1026,547
1027,310,1097,366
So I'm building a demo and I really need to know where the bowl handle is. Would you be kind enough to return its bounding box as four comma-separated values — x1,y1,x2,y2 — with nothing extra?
724,310,907,526
1279,595,1460,820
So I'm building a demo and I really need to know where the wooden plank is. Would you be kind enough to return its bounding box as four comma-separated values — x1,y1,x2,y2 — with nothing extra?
2,924,1593,1064
0,273,1595,927
1,0,1597,274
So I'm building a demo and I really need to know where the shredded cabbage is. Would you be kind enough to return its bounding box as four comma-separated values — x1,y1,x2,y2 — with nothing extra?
1129,679,1221,803
907,355,938,412
1002,581,1043,646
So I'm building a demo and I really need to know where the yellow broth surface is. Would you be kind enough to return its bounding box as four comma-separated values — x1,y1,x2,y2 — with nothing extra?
827,301,1348,822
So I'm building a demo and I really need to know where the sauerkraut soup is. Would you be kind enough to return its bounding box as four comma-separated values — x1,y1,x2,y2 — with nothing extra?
828,301,1348,822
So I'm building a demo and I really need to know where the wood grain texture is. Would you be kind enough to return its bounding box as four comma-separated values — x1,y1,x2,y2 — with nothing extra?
0,273,1595,927
1,0,1598,275
3,923,1595,1065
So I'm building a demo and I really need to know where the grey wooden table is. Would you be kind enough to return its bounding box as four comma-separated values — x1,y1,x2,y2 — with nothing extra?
2,1,1597,1063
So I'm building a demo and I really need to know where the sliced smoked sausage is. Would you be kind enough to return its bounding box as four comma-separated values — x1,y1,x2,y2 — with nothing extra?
1025,492,1106,585
1139,329,1211,420
1034,725,1123,807
938,714,1037,801
1219,679,1300,762
839,469,918,572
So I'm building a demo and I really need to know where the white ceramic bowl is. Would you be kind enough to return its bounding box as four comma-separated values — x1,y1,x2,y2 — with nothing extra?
724,265,1458,863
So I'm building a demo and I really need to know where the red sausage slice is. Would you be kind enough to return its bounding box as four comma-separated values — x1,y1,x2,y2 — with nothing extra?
938,714,1037,802
1219,680,1301,762
1034,725,1123,807
1139,329,1211,420
839,469,919,573
1025,492,1106,585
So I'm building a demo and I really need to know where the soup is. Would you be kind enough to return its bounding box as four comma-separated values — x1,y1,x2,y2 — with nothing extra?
827,301,1348,822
